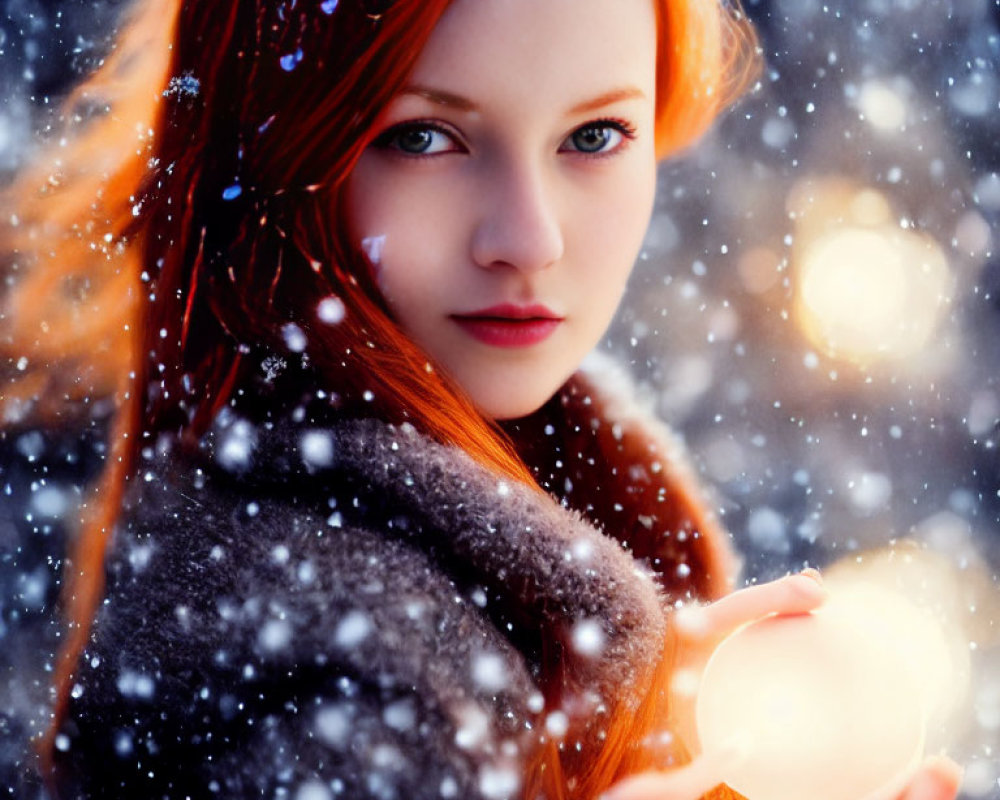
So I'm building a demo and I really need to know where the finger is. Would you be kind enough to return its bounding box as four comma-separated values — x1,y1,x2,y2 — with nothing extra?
600,756,730,800
896,757,963,800
675,571,826,642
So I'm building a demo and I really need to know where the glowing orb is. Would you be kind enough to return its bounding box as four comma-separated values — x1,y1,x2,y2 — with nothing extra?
696,603,925,800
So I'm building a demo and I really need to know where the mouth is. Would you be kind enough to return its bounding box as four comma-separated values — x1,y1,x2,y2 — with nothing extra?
450,304,564,348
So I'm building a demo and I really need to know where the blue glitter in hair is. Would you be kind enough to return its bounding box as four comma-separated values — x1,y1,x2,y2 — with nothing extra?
280,48,304,72
222,184,243,201
321,0,338,13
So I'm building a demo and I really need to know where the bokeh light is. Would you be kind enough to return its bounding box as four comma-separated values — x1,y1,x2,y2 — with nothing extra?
790,180,953,365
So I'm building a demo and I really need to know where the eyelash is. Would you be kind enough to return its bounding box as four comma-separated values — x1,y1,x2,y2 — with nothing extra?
370,117,638,159
562,117,638,158
371,120,463,158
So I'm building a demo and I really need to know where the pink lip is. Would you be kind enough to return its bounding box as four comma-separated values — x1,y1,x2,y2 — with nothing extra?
450,303,563,348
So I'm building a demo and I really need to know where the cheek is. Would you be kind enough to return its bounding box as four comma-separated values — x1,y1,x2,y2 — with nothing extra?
575,159,656,286
345,165,464,299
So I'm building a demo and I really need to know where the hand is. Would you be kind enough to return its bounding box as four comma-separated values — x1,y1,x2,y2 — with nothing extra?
664,570,828,762
602,574,964,800
671,568,827,655
603,571,828,800
601,755,962,800
895,757,962,800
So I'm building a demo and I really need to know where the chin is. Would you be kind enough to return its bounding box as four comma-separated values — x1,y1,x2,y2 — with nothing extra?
447,351,585,421
478,395,551,422
468,379,561,422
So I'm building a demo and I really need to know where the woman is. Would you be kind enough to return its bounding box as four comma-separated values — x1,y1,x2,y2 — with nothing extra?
1,0,962,797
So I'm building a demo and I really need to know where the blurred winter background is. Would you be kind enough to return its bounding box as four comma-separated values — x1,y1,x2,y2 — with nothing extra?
616,0,1000,793
1,0,998,795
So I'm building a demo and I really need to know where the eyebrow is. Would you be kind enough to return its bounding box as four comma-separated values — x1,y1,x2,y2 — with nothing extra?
567,87,647,114
400,86,478,111
398,85,647,115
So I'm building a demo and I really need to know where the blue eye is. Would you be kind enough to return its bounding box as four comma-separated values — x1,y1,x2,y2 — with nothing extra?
374,123,459,156
562,120,635,155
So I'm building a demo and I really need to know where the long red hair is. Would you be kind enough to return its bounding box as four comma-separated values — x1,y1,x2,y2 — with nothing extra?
1,0,757,795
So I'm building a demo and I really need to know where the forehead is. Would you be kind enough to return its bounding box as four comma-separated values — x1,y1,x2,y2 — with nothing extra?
409,0,657,105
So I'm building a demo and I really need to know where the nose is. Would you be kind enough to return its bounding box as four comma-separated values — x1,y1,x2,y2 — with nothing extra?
470,158,564,273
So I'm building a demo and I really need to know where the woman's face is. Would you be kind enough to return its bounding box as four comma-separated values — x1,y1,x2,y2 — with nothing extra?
345,0,658,419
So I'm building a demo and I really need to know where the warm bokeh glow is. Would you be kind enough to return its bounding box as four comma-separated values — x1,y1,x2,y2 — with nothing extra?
789,181,953,365
857,80,909,133
823,548,976,747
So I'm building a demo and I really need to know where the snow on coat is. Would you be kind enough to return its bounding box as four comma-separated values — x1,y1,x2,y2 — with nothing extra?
52,365,735,799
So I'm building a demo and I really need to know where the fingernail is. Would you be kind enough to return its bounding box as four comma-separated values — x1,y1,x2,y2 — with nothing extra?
900,757,962,800
904,772,945,800
799,567,823,585
791,569,828,602
924,755,964,787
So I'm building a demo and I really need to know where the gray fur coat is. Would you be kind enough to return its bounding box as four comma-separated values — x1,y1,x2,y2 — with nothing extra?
55,364,733,799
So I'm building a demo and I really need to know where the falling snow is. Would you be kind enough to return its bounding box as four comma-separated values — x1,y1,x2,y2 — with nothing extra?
282,322,308,353
333,610,372,649
0,0,998,796
569,618,606,658
300,430,335,469
317,295,347,325
471,651,508,693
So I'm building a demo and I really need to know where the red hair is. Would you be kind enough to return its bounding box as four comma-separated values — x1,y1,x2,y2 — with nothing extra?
1,0,757,794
